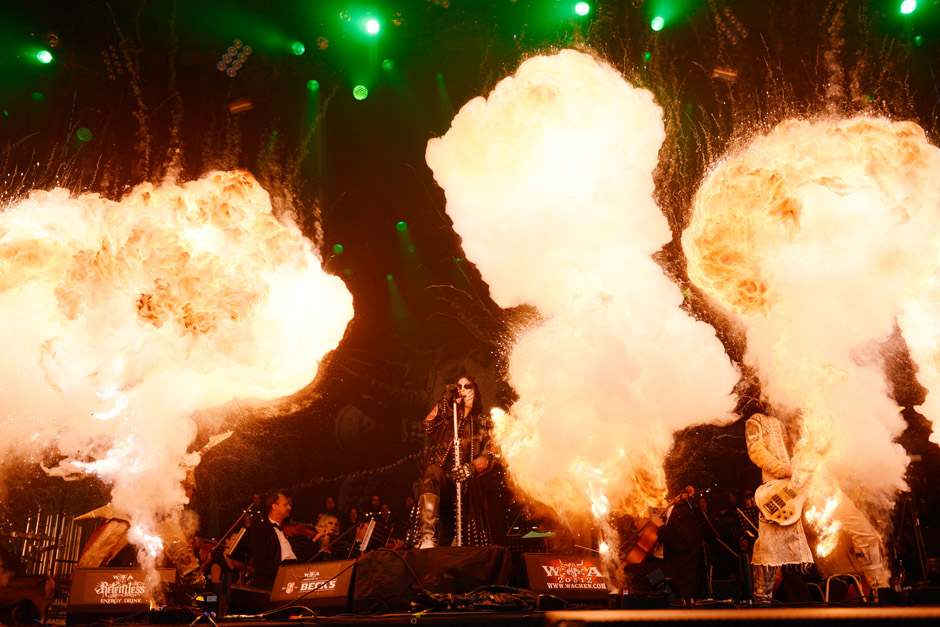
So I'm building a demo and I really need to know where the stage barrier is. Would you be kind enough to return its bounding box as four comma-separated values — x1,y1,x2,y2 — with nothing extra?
544,607,940,626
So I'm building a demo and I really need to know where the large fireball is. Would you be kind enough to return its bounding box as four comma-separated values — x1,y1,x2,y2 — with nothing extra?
0,170,353,568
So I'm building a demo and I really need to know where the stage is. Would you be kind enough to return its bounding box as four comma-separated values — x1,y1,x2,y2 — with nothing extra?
4,545,936,627
31,605,940,627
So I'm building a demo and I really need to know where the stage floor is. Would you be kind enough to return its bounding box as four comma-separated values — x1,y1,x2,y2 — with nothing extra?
40,603,940,627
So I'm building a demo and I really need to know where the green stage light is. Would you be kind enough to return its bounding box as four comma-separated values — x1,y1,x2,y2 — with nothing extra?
307,79,320,92
365,18,380,35
31,92,44,102
396,221,408,232
36,50,53,64
575,2,590,16
386,273,393,281
643,51,652,63
651,16,665,31
900,0,917,14
333,243,344,254
381,58,394,71
353,85,369,100
76,127,92,143
914,35,923,46
343,268,353,276
292,41,306,55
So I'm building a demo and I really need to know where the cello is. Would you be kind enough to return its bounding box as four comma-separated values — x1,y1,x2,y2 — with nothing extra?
620,487,699,564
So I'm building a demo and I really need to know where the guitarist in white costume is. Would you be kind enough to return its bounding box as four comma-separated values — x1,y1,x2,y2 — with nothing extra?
746,411,815,603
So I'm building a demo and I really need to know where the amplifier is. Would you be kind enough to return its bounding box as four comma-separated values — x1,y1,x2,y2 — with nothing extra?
269,560,355,614
66,567,175,626
524,553,610,602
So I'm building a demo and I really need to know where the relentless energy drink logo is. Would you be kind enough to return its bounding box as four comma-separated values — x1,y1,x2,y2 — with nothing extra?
282,570,338,596
92,573,148,604
539,559,607,590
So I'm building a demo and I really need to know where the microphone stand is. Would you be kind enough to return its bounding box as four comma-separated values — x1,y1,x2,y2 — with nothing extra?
453,400,463,548
209,500,254,554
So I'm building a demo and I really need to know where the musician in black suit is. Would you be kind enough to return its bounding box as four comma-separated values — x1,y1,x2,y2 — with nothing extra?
249,493,298,589
652,495,705,603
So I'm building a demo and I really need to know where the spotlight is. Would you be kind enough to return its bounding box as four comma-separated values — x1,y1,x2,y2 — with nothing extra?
217,40,251,77
365,18,380,35
651,16,665,31
353,85,369,100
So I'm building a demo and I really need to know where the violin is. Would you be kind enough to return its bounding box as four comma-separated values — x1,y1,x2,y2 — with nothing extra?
283,521,323,540
191,536,218,564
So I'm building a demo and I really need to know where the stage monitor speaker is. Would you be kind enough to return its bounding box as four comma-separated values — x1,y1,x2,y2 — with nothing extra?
353,546,511,615
268,559,355,614
66,567,175,627
523,553,610,603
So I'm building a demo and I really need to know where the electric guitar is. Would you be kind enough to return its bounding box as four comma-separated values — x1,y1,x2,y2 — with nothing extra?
754,479,805,526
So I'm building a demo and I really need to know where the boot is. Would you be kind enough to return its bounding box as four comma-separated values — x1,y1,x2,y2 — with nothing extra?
157,518,206,586
751,564,776,605
855,542,891,590
415,493,439,549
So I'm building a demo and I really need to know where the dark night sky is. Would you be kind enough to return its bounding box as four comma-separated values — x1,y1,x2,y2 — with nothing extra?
2,0,940,552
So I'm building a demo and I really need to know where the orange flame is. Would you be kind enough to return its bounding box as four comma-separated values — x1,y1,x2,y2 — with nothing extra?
0,170,353,583
684,116,936,548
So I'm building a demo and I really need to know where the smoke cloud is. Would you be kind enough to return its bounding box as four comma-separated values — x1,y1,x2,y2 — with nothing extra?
683,117,940,517
426,50,739,531
0,170,353,566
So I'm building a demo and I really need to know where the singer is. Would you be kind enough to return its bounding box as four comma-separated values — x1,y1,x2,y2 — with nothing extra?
414,376,495,549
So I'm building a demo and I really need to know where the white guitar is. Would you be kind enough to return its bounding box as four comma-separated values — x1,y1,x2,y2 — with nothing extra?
754,479,805,526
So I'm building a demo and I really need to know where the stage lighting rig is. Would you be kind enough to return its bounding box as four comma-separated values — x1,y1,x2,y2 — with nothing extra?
216,39,252,78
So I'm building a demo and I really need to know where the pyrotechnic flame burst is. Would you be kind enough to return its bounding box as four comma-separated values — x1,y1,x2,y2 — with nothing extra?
684,116,940,542
0,170,353,572
427,50,739,573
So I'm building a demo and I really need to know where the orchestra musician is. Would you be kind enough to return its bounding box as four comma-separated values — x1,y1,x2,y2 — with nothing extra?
203,530,247,586
249,493,298,590
620,487,704,604
305,513,342,561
